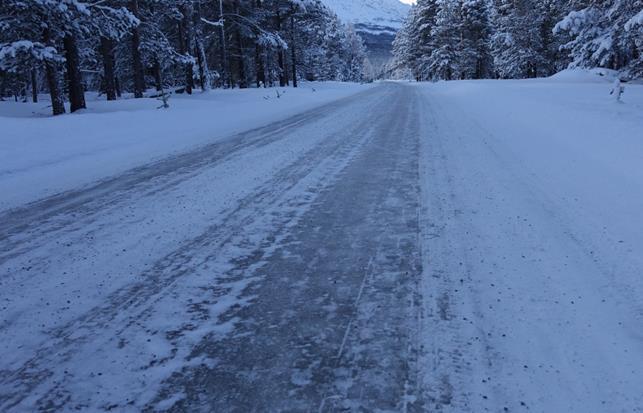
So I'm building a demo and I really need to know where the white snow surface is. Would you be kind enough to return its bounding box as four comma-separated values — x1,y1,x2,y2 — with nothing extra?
2,71,643,411
626,9,643,30
415,71,643,411
0,82,373,212
320,0,410,31
0,83,378,411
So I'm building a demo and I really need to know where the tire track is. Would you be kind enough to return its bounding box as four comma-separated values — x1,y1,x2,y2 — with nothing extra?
0,85,399,411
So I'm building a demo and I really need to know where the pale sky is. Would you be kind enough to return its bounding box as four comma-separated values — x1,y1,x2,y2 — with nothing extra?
399,0,416,4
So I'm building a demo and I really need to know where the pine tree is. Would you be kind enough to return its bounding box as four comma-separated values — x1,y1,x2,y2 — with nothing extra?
341,25,368,82
491,0,545,78
459,0,492,79
424,0,460,80
1,0,388,114
538,0,569,75
555,0,643,78
392,0,440,80
1,0,135,114
128,0,146,97
391,5,419,78
393,0,492,81
625,8,643,77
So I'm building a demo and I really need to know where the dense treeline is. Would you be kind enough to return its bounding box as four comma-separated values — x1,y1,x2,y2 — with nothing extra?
0,0,371,115
392,0,643,81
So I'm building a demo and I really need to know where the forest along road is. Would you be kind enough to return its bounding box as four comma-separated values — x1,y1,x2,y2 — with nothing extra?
1,82,643,412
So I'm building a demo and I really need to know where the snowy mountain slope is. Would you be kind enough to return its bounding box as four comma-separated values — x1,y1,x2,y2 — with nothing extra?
320,0,410,34
320,0,411,69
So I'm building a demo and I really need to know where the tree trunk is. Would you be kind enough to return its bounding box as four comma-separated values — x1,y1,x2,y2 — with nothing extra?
64,34,86,112
193,3,209,91
153,58,163,91
275,7,286,87
255,45,265,87
177,21,191,94
290,10,297,88
195,41,209,91
100,37,117,101
31,68,38,103
278,50,286,87
217,0,229,88
254,0,265,88
20,81,26,102
233,0,247,88
44,62,65,116
154,60,165,96
179,5,194,94
266,49,274,86
115,76,122,97
42,28,65,116
283,51,289,85
130,0,145,98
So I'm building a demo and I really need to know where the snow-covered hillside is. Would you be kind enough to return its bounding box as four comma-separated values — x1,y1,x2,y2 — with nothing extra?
320,0,411,69
320,0,410,34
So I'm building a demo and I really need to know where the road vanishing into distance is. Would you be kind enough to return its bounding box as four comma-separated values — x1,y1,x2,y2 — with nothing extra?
1,83,642,412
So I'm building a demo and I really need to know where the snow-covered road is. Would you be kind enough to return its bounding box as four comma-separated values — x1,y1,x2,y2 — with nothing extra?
1,80,643,412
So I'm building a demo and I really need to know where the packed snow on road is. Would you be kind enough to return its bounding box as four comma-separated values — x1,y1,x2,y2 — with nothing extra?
1,69,642,412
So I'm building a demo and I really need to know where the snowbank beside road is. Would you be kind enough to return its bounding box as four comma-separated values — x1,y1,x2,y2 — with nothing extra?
548,67,621,82
0,82,373,211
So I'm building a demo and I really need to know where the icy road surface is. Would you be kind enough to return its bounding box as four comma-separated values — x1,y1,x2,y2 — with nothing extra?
1,82,643,412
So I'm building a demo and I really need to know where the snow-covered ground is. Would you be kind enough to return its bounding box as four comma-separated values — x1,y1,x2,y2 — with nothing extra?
1,71,643,411
0,82,373,211
415,70,643,411
0,83,385,411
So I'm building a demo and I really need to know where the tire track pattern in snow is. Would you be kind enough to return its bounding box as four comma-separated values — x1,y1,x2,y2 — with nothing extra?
0,85,418,411
0,87,377,266
152,84,425,412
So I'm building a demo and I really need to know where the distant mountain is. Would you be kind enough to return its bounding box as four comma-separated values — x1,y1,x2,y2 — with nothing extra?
320,0,410,34
320,0,411,69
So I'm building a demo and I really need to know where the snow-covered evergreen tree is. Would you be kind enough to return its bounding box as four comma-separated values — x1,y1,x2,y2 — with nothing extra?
392,0,440,80
391,3,420,79
0,0,137,113
1,0,369,114
491,0,546,78
8,0,637,114
393,0,605,80
538,0,570,75
340,24,368,82
555,0,643,78
393,0,491,81
424,0,460,80
625,9,643,77
459,0,493,79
